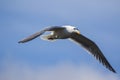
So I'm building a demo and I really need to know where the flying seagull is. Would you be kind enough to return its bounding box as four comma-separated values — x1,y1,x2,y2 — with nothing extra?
18,25,116,73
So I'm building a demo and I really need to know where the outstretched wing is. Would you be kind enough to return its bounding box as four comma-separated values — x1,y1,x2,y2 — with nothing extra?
70,33,116,73
18,26,65,43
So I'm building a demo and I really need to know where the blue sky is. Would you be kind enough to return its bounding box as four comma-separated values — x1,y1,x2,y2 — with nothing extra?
0,0,120,80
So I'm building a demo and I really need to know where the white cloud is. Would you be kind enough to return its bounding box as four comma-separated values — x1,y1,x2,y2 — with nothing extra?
0,62,119,80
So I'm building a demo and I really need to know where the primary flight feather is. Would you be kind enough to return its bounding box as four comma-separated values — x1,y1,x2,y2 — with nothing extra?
18,25,116,73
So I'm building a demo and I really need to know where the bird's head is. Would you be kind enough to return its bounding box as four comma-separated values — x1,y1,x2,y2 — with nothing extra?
63,25,80,34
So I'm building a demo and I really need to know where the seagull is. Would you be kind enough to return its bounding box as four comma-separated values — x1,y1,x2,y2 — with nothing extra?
18,25,116,73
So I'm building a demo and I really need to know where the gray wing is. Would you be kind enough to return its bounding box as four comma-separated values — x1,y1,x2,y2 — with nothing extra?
18,26,65,43
70,33,116,73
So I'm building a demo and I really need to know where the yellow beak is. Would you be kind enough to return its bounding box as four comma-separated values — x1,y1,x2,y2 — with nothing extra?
76,30,80,34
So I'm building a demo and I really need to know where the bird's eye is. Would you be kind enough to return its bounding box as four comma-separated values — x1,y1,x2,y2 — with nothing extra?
73,28,79,30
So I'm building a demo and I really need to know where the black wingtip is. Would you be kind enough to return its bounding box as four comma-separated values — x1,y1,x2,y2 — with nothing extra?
18,41,24,43
18,41,21,43
111,69,117,73
105,62,116,73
